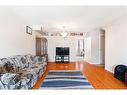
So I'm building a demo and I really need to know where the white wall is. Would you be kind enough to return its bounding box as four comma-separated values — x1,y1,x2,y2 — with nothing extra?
0,7,36,58
104,15,127,73
91,29,100,64
45,36,83,62
85,29,100,64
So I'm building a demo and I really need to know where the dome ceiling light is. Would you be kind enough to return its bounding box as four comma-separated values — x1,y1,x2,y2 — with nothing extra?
60,26,68,38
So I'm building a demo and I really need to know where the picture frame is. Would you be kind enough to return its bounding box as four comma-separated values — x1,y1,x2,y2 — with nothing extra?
26,26,32,35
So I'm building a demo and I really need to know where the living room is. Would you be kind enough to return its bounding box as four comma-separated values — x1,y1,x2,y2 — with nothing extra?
0,3,127,95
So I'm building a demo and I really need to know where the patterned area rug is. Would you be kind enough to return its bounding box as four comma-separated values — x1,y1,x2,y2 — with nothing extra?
40,70,93,89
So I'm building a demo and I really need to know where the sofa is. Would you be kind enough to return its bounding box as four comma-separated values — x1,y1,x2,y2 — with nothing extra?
114,65,127,82
0,54,47,89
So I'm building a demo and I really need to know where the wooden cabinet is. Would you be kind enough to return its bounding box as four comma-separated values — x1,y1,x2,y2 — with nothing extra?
36,37,48,56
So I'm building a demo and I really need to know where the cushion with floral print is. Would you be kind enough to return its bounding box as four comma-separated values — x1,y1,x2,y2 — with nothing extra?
0,60,7,74
25,54,35,64
0,58,16,73
0,80,5,89
15,55,29,69
1,73,21,85
34,56,43,64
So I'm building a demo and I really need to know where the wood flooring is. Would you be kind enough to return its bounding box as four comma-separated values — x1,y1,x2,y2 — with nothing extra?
33,62,127,89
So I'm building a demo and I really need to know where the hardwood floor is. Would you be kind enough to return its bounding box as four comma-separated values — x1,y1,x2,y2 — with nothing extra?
33,62,127,89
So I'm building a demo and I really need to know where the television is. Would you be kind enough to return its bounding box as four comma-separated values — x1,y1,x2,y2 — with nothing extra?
56,47,69,55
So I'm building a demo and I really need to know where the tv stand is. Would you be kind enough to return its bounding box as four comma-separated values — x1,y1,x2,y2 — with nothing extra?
55,55,69,63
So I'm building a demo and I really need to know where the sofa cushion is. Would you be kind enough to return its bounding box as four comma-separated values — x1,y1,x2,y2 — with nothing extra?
34,56,46,64
0,58,17,73
0,60,7,74
42,56,47,62
1,73,20,85
25,55,35,64
0,80,4,89
15,55,29,69
20,77,31,89
18,64,43,80
17,69,37,89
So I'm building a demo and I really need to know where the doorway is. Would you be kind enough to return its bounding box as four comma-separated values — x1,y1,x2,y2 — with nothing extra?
99,29,105,66
76,39,85,61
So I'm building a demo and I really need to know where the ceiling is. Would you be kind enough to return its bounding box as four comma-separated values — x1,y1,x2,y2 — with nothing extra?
9,6,127,32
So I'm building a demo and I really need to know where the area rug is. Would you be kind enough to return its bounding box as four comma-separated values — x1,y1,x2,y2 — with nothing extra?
40,70,93,89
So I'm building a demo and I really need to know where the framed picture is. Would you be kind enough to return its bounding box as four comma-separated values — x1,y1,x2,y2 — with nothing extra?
26,26,32,35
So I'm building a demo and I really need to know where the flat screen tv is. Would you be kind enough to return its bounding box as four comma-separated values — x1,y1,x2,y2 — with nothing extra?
56,47,69,55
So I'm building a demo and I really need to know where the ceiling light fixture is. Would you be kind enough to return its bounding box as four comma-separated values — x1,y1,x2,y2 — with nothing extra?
60,26,68,38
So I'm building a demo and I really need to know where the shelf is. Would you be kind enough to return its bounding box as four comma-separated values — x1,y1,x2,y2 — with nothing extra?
55,55,69,63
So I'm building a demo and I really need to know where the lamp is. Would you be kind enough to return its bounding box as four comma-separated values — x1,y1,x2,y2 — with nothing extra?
60,26,68,38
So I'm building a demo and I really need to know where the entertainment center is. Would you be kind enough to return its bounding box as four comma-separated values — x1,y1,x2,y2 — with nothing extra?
55,47,70,63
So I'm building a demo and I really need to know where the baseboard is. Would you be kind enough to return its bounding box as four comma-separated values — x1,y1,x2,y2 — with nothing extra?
85,60,100,65
48,61,76,63
105,67,114,74
48,60,77,63
48,61,55,63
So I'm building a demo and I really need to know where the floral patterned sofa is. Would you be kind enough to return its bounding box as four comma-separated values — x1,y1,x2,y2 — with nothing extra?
0,54,47,89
